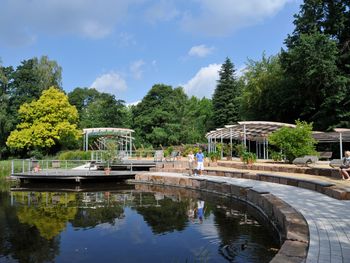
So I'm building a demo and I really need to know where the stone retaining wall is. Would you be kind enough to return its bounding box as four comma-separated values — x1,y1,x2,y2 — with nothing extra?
217,161,340,178
151,165,350,200
133,172,309,263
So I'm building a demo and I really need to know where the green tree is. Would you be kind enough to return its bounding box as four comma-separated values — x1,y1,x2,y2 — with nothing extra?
281,0,350,130
9,56,62,113
281,31,349,130
0,63,15,158
268,120,317,163
68,87,129,129
212,57,241,127
239,54,285,121
132,84,187,147
68,87,100,117
6,87,81,155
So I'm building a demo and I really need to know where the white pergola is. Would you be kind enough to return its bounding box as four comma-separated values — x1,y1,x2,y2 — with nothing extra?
312,128,350,159
206,121,296,159
82,128,134,156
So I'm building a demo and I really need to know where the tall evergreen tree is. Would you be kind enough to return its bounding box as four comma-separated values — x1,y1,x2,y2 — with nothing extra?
281,0,350,130
212,58,240,127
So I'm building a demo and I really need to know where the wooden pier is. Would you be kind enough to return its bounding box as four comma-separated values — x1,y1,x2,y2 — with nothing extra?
11,169,137,183
10,159,159,183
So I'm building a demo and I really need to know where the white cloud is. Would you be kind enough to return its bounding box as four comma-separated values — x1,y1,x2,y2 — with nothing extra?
188,45,214,58
90,72,127,97
144,0,179,24
126,101,141,107
181,63,221,98
0,0,132,45
180,0,292,36
130,60,145,80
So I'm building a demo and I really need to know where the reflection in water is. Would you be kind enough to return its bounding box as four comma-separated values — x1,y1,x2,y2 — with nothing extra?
0,182,280,263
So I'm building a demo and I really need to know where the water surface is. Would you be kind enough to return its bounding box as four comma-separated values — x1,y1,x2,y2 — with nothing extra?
0,180,279,262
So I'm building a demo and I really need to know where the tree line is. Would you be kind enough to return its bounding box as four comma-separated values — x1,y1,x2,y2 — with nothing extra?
1,0,349,158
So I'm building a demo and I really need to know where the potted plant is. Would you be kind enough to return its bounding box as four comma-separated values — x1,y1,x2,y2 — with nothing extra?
223,144,232,160
241,151,257,165
208,151,220,162
103,141,117,175
235,144,247,160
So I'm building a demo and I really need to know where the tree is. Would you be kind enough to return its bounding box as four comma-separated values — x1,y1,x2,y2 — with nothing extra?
281,31,349,130
212,57,241,127
8,56,62,113
132,84,187,147
239,54,285,121
268,120,317,163
0,63,15,158
68,87,100,117
281,0,350,130
68,87,129,129
6,87,81,155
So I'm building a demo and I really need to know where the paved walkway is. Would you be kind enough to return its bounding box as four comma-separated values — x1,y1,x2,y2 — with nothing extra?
196,174,350,263
203,164,350,190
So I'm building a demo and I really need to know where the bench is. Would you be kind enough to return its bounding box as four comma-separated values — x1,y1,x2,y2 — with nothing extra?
318,151,333,160
165,151,179,162
330,159,343,168
154,150,164,162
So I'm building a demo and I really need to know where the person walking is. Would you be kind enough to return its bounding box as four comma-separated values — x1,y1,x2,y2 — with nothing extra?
195,149,205,175
188,151,195,175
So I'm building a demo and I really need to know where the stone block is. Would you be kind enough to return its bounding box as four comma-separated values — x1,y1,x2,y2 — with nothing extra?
298,181,316,191
216,171,225,177
163,176,180,186
150,175,164,184
179,177,191,188
278,240,308,259
206,181,222,193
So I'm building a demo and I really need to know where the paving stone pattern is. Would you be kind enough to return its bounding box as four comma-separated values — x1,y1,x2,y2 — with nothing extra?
198,175,350,263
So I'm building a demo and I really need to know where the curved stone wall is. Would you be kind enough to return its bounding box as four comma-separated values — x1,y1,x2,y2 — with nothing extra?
133,172,309,263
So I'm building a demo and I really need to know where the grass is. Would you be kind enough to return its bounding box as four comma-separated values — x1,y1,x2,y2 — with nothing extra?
0,160,11,178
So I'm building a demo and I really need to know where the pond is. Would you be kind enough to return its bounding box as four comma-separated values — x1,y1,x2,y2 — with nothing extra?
0,179,280,263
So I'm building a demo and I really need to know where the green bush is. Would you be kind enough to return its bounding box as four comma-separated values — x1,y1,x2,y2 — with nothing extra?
182,145,200,156
58,150,92,160
241,151,257,164
268,120,317,163
270,151,284,162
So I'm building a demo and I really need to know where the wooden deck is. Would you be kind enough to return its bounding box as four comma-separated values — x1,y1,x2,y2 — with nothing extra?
11,169,137,183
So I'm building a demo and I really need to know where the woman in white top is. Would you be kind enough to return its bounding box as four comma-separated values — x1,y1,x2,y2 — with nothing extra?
339,151,350,180
188,151,195,175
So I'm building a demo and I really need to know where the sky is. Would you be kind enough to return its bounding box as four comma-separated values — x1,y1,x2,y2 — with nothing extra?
0,0,302,105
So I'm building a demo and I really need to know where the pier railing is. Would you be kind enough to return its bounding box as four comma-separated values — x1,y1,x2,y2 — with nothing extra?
11,159,100,175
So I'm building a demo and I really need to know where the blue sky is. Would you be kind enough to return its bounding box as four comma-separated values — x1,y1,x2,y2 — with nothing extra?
0,0,302,104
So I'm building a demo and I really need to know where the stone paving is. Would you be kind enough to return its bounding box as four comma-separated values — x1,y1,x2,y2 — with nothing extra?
190,174,350,263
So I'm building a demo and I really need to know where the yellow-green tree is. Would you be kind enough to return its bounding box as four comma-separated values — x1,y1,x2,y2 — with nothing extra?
6,87,81,155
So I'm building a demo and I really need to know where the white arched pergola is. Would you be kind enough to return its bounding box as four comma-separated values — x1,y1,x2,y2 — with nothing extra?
82,128,134,157
206,121,296,159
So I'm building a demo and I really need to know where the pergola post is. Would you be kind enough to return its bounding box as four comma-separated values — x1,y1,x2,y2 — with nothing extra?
220,131,223,159
243,124,247,147
340,133,343,159
230,128,233,157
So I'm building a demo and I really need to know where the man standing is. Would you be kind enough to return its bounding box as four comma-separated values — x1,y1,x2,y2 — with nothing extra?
195,149,205,175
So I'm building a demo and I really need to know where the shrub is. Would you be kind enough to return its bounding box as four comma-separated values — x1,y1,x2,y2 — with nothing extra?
268,120,317,163
58,150,92,160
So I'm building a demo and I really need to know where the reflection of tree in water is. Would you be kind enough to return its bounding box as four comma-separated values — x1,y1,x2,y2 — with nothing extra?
71,206,124,228
132,193,188,234
0,192,59,263
70,192,125,228
14,192,77,240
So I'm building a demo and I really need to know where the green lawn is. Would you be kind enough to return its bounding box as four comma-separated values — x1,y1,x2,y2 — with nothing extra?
0,160,11,178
